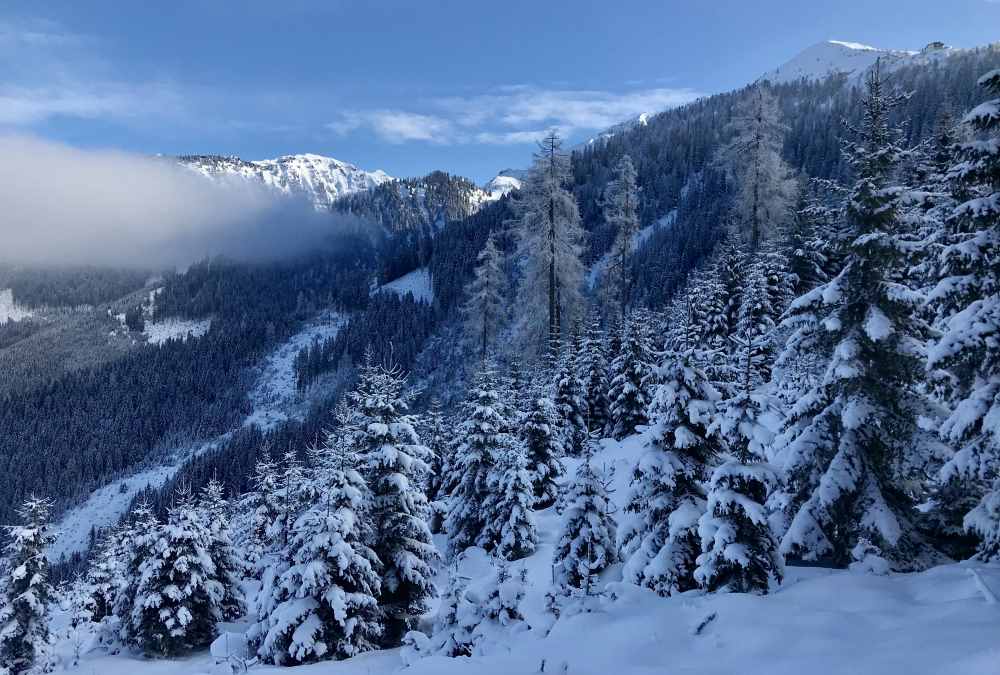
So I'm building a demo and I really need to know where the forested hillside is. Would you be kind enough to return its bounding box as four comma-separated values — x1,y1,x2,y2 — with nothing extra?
0,36,998,675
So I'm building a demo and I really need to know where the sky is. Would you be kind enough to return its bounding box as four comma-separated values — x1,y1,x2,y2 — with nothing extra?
2,0,999,183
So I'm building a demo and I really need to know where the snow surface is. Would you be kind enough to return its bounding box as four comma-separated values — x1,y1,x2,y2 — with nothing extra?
0,288,31,324
764,40,960,85
142,317,212,345
46,437,226,563
483,171,523,201
179,153,393,211
374,267,434,304
51,428,1000,674
49,312,346,560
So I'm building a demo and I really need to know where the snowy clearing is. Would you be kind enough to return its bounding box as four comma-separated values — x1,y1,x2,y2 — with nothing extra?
142,316,212,345
47,437,225,563
0,288,32,324
374,267,434,304
244,311,347,430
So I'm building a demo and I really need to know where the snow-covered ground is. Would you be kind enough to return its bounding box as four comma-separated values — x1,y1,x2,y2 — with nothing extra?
47,436,227,563
244,311,347,430
374,267,434,304
142,317,212,345
49,311,346,561
52,431,1000,674
0,288,32,324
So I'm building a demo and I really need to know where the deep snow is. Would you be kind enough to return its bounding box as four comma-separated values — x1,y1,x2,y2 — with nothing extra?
49,432,1000,674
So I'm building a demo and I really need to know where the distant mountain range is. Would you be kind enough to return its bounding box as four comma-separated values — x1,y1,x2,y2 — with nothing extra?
177,153,394,210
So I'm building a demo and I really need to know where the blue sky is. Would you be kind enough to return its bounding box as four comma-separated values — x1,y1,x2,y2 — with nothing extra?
2,0,999,182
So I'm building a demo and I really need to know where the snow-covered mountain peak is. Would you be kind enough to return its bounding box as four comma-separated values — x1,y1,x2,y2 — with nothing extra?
178,152,393,210
763,40,913,84
484,169,525,200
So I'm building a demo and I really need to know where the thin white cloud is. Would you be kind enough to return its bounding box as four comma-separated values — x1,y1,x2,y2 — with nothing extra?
329,85,701,145
0,134,347,268
0,18,185,128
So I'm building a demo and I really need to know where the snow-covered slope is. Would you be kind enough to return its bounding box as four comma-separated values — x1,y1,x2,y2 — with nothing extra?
373,267,434,303
51,429,1000,673
179,153,393,210
764,40,963,85
48,311,347,561
584,111,654,147
0,288,31,324
483,170,525,200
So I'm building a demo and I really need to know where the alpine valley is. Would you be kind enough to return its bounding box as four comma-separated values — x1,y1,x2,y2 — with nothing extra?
0,27,998,675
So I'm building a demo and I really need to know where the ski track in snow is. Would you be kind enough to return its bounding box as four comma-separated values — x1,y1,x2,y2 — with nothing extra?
48,311,346,561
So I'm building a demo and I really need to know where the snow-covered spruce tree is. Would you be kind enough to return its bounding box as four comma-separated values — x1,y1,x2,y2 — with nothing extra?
695,338,784,594
411,562,528,662
513,130,587,354
553,335,588,456
786,182,834,297
718,82,797,252
446,366,508,553
274,451,307,552
463,233,507,360
964,485,1000,562
0,497,55,674
926,68,1000,561
257,433,382,664
552,453,616,596
352,360,438,646
244,455,282,571
419,567,475,657
522,391,565,509
690,266,730,353
481,440,538,561
115,503,159,647
198,479,244,621
620,348,721,596
126,489,223,657
606,312,653,440
603,154,641,318
474,563,528,640
85,526,125,624
776,63,936,570
581,314,610,434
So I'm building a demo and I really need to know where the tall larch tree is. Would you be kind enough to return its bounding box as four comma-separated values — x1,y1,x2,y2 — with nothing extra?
604,154,641,318
719,83,797,252
463,233,507,360
514,130,587,355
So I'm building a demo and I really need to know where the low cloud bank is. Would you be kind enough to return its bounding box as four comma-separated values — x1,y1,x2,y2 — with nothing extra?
0,135,347,268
